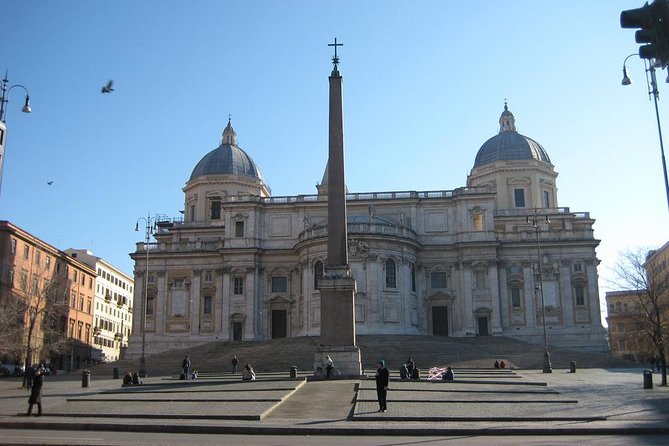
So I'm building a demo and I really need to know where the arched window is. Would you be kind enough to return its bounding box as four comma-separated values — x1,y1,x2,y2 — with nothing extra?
314,261,324,290
385,259,396,289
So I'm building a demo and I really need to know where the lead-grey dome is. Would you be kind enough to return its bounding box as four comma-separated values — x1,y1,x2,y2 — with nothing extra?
189,120,264,182
473,104,552,169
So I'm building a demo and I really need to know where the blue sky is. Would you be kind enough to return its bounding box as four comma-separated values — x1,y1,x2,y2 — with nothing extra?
1,1,668,317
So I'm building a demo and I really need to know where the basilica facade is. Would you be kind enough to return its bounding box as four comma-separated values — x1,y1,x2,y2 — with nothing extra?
127,104,608,358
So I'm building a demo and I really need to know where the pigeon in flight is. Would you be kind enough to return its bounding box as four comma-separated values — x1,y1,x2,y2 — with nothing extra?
101,80,114,93
47,181,54,185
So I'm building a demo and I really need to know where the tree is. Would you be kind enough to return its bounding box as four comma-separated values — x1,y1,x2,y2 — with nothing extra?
610,248,668,386
0,261,70,388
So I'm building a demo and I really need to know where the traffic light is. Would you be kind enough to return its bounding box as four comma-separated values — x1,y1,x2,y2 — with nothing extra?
621,0,669,67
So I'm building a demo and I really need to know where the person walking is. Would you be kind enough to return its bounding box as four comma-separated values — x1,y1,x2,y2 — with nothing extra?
324,355,334,379
182,356,191,378
27,367,44,416
232,356,239,374
375,360,389,413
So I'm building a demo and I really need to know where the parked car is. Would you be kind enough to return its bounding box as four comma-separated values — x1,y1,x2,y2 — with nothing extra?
0,364,25,377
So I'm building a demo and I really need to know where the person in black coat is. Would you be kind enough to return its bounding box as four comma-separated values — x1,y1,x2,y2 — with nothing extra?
375,360,389,412
27,367,44,416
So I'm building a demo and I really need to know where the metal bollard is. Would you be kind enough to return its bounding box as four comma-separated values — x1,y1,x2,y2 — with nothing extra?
82,370,91,388
569,361,576,373
290,365,297,379
643,369,653,389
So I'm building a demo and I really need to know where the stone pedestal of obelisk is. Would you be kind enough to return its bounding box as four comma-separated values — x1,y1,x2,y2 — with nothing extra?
314,40,362,377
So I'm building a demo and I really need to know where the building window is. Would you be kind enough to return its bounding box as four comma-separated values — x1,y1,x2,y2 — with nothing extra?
79,296,84,311
235,221,244,237
430,271,447,289
573,263,583,272
204,271,213,283
31,276,38,293
73,270,78,282
7,268,14,286
85,324,91,343
618,339,626,349
77,322,83,340
34,251,41,265
543,190,550,208
314,261,324,290
23,245,29,260
146,296,154,316
87,299,92,314
511,287,522,308
173,279,184,288
575,284,586,306
472,213,484,231
233,277,244,295
475,270,487,289
411,264,416,293
10,239,16,254
190,204,195,222
20,271,27,291
203,296,212,315
514,188,526,208
69,319,75,338
271,276,288,293
148,274,155,284
210,200,221,219
385,259,397,289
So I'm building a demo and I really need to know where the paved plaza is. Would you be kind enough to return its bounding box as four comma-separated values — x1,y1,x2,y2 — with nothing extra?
0,367,667,436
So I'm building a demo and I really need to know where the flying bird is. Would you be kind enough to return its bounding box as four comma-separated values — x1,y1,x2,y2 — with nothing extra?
101,80,114,93
47,181,53,185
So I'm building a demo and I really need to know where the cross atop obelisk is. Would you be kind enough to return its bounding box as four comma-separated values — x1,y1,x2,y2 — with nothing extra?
316,38,361,378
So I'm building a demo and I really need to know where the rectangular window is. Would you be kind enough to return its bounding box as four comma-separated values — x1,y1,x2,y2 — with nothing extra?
148,274,155,284
385,259,397,289
146,296,154,316
575,285,585,306
271,276,288,293
45,256,51,269
430,272,447,289
573,263,583,272
173,279,184,288
69,319,75,338
475,271,487,289
73,270,78,282
411,264,416,293
10,238,16,254
87,299,92,314
514,188,526,208
234,277,244,295
34,251,41,265
210,200,221,219
79,296,84,311
8,268,14,286
543,190,550,208
511,287,522,308
190,204,195,222
23,245,29,260
20,271,27,291
77,322,83,340
203,296,212,315
31,276,38,293
235,221,244,237
473,213,484,231
204,271,213,283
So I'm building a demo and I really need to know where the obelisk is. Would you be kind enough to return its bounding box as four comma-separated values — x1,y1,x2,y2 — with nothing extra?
315,38,362,377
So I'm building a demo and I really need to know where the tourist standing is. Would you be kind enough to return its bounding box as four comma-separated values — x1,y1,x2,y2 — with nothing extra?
182,356,191,377
375,360,389,412
232,355,239,374
324,355,334,379
27,367,44,416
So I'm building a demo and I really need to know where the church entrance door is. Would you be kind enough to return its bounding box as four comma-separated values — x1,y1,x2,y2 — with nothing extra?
271,309,287,339
233,322,243,341
478,316,489,336
432,306,449,336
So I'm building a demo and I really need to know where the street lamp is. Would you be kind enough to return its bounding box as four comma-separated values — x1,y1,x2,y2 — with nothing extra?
621,53,669,212
527,209,552,374
135,214,156,378
0,72,32,196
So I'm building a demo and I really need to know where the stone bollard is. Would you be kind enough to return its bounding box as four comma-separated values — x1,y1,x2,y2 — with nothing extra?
290,365,298,379
569,361,576,373
643,369,653,389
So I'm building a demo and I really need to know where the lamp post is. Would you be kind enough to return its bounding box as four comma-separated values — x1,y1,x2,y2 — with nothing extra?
135,214,155,378
621,53,669,212
0,73,32,196
527,209,552,373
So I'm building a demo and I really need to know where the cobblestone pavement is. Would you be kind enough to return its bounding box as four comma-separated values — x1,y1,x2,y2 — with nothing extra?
0,367,667,436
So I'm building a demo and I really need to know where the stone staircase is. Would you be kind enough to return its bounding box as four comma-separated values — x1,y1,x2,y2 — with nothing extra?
90,335,633,378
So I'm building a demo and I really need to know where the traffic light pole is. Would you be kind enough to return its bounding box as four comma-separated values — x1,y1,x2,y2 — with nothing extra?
648,65,669,211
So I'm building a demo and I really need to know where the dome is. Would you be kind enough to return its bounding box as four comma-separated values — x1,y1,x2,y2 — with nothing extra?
189,120,265,182
473,103,552,169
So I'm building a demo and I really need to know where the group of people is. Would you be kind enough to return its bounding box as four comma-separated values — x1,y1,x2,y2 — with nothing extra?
399,357,420,380
122,371,142,386
493,360,507,369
